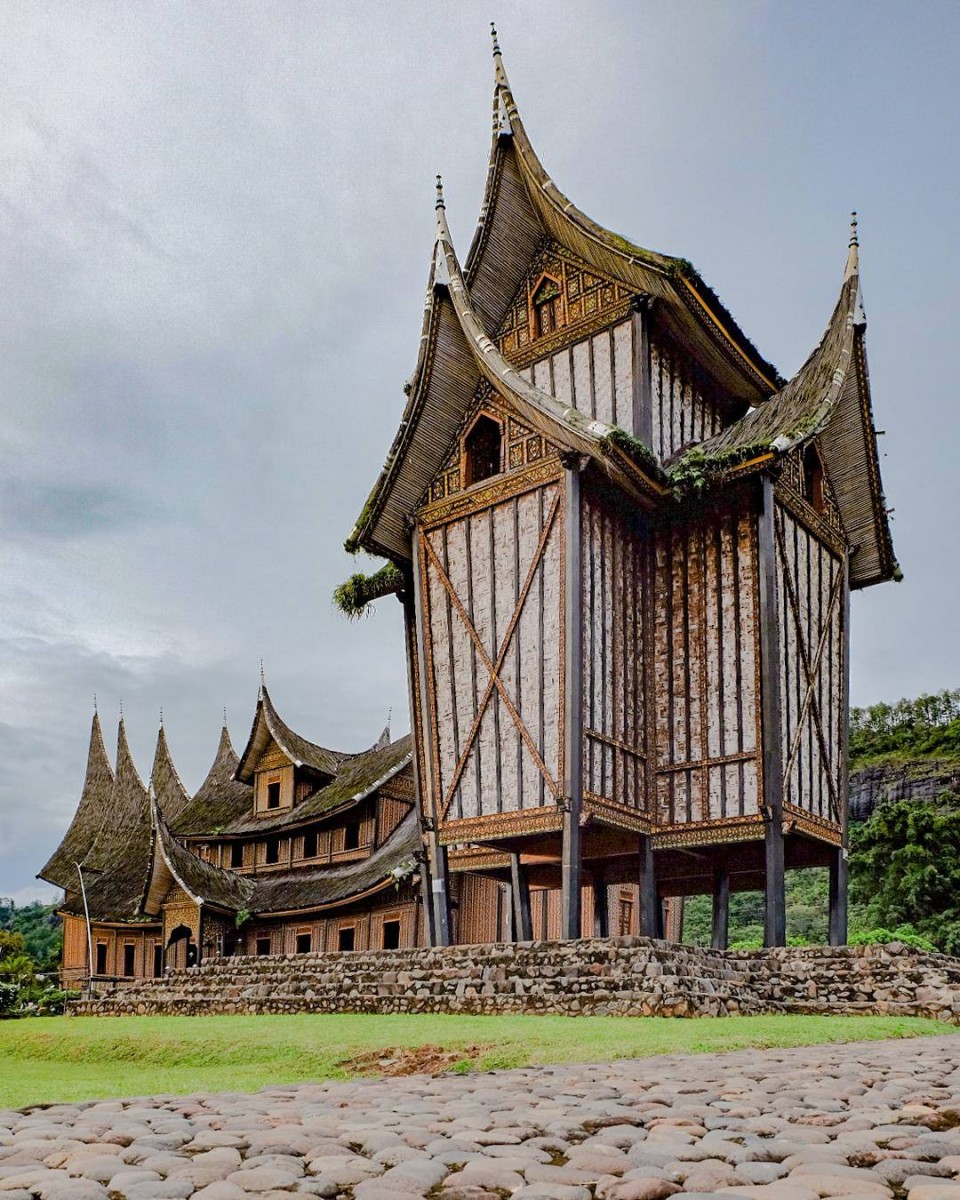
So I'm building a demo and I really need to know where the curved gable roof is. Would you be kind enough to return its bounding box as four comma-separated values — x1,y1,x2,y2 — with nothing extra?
235,685,349,784
38,711,115,890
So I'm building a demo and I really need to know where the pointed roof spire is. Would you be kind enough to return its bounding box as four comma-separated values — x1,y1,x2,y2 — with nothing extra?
490,20,501,57
151,720,192,825
37,709,116,889
845,210,860,281
435,173,445,211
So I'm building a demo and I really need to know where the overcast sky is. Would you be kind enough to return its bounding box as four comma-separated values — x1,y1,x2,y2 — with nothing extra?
2,1,957,905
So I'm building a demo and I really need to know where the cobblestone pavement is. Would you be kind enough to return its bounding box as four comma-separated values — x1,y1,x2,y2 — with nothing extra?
4,1035,960,1200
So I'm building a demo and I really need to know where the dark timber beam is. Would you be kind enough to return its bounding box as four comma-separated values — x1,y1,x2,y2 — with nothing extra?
410,527,452,947
593,866,609,938
830,555,852,946
711,867,730,950
758,475,786,946
638,835,660,937
561,455,585,940
510,853,533,942
401,576,436,949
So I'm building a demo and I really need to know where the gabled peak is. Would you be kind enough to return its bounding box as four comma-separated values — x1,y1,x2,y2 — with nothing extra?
150,723,192,825
236,684,347,784
490,23,513,129
115,717,145,792
37,709,116,890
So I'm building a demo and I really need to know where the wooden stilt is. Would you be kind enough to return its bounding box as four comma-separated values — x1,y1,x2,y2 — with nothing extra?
593,867,608,938
510,852,533,942
711,868,730,950
638,835,659,937
829,847,848,946
561,457,584,940
418,851,436,948
410,528,451,948
758,476,786,947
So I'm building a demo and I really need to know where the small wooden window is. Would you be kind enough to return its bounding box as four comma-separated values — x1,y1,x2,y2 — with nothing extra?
533,276,562,338
343,821,361,852
303,829,318,859
153,943,163,976
382,919,401,950
619,894,634,937
803,444,825,514
265,837,280,865
256,936,271,956
463,415,502,487
337,925,356,952
296,932,312,954
95,942,108,975
230,842,244,868
266,780,281,809
122,944,136,976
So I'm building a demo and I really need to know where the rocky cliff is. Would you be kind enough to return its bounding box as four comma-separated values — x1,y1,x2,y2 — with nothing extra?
849,758,960,822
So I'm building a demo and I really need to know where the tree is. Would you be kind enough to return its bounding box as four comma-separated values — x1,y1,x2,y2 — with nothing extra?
849,793,960,954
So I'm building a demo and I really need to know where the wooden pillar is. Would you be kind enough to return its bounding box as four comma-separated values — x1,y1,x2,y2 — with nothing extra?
410,528,451,947
830,554,852,946
561,457,585,940
758,475,786,947
593,867,609,939
510,853,533,942
638,835,660,937
711,868,730,950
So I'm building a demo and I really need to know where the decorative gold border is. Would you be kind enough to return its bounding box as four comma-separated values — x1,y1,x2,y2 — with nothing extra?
584,794,653,834
775,482,849,560
652,814,765,850
438,807,564,846
783,803,843,845
419,460,562,529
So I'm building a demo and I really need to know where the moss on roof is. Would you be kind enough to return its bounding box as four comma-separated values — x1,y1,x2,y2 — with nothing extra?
173,726,253,836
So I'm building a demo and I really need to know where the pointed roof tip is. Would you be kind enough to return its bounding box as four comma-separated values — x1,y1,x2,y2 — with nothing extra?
490,21,500,57
845,210,860,281
490,20,510,89
435,174,445,211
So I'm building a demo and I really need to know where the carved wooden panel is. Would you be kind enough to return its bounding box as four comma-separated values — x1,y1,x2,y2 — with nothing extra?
774,502,845,824
421,479,564,824
496,243,632,363
425,391,554,507
653,512,761,825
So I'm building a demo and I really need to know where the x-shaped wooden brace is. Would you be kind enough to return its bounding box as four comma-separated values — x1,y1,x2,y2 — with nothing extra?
422,492,562,820
776,514,845,822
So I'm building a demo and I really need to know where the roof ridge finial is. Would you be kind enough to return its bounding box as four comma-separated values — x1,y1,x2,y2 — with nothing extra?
491,21,501,57
223,705,228,727
845,210,860,282
159,706,163,729
119,697,123,721
435,174,445,211
93,692,98,714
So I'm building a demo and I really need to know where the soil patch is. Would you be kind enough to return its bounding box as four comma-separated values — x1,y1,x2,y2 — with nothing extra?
345,1043,493,1076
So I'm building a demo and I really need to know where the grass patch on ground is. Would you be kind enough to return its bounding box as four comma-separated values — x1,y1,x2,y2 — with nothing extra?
0,1012,950,1109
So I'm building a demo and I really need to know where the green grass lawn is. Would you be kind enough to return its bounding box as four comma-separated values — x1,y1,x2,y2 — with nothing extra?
0,1012,951,1110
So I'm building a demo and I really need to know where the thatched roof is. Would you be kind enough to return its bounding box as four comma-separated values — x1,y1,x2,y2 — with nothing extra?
61,720,155,923
235,685,350,784
150,725,193,827
142,797,255,917
215,734,413,836
249,809,420,916
38,711,114,891
173,725,253,835
688,244,896,589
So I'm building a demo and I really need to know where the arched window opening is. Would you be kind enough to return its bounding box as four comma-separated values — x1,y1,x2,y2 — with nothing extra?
803,444,825,514
532,276,562,338
463,415,502,487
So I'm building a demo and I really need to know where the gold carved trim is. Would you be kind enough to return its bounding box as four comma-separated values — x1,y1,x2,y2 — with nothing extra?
438,807,564,846
783,803,843,845
419,460,562,528
584,794,653,834
652,814,765,850
775,484,849,560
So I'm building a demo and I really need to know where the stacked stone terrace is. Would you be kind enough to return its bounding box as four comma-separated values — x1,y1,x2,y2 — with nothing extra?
70,937,960,1023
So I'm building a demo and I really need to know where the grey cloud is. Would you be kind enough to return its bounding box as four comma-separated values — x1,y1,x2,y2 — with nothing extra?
0,480,159,540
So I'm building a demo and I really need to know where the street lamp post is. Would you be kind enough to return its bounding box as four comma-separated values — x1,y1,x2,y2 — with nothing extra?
74,862,95,1000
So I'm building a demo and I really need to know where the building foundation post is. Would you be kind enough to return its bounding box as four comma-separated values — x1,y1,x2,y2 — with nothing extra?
561,456,585,940
638,835,660,938
711,868,730,950
510,852,533,942
758,475,786,947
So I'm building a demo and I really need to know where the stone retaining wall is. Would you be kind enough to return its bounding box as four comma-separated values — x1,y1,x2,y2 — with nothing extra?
68,936,960,1022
